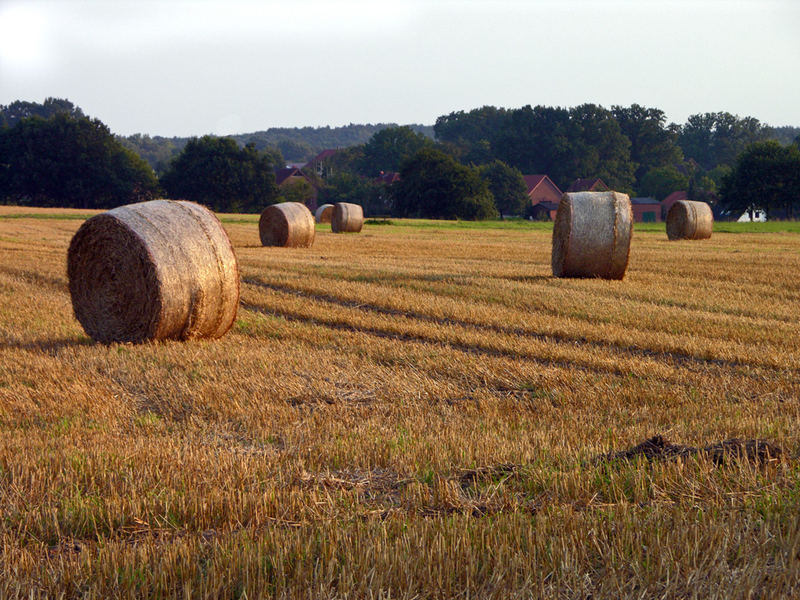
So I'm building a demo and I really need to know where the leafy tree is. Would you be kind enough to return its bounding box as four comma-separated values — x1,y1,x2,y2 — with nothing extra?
638,166,689,201
230,123,433,160
568,104,635,192
0,97,85,129
612,104,683,183
720,141,800,219
479,160,528,218
707,164,733,189
118,133,182,175
392,148,497,220
324,145,365,177
433,106,509,163
357,126,433,176
160,136,278,213
276,138,314,163
763,125,800,147
277,179,316,205
492,104,634,191
0,113,159,208
319,172,386,216
493,105,578,185
679,112,770,170
461,139,495,166
434,106,509,146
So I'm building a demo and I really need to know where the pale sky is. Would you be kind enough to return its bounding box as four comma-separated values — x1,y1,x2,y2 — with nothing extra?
1,0,798,137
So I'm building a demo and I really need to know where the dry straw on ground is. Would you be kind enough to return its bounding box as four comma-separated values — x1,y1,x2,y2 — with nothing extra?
5,207,800,597
331,202,364,233
667,200,714,240
315,203,334,224
67,199,239,343
259,202,315,248
551,191,633,280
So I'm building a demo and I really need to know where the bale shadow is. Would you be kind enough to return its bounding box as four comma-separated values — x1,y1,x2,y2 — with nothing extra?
239,282,788,378
0,337,93,354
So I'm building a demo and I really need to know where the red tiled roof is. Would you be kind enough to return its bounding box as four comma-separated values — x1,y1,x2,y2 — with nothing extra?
566,177,607,192
275,167,302,186
522,174,562,196
662,191,688,204
522,175,546,191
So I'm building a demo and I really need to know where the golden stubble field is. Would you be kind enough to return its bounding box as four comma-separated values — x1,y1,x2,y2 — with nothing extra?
1,205,799,598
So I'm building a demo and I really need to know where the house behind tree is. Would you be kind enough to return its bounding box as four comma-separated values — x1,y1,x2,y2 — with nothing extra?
523,174,562,220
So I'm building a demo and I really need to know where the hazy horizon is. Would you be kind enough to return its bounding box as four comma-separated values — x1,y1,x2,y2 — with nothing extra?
1,0,798,137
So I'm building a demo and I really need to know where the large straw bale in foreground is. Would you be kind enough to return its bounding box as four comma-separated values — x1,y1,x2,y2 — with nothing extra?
331,202,364,233
666,200,713,240
551,191,633,280
315,203,334,223
259,202,315,247
67,199,240,343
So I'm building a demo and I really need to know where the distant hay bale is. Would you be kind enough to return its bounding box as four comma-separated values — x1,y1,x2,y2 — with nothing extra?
331,202,364,233
551,191,633,280
315,203,334,223
666,200,713,240
67,199,240,343
259,202,315,247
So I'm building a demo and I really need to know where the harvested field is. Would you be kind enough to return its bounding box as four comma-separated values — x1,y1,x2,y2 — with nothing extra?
1,206,800,598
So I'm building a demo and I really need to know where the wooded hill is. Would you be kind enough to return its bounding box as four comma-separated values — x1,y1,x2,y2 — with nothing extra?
119,123,435,174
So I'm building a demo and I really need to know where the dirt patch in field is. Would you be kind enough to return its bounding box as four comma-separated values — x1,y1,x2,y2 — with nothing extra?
299,467,408,491
599,435,783,465
458,463,519,488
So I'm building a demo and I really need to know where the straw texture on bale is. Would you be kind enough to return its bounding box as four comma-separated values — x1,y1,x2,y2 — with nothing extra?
666,200,713,240
259,202,315,248
67,199,240,344
551,191,633,280
331,202,364,233
315,203,334,223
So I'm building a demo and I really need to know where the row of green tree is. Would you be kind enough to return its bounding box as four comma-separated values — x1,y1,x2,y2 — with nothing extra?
1,98,798,219
0,111,521,218
0,99,435,175
432,104,800,200
0,108,281,212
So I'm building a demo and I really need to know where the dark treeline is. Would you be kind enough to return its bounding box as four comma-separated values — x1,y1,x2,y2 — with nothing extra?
1,98,798,218
433,104,799,195
0,101,160,209
0,98,86,128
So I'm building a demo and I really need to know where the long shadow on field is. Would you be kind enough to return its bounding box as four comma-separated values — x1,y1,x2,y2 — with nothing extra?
495,274,800,325
239,300,629,377
0,337,92,354
240,300,787,390
241,277,790,377
0,265,67,291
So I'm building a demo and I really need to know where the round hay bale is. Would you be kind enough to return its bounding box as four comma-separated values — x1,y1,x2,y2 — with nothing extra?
259,202,315,248
666,200,713,240
551,191,633,280
315,203,334,223
67,199,240,343
331,202,364,233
